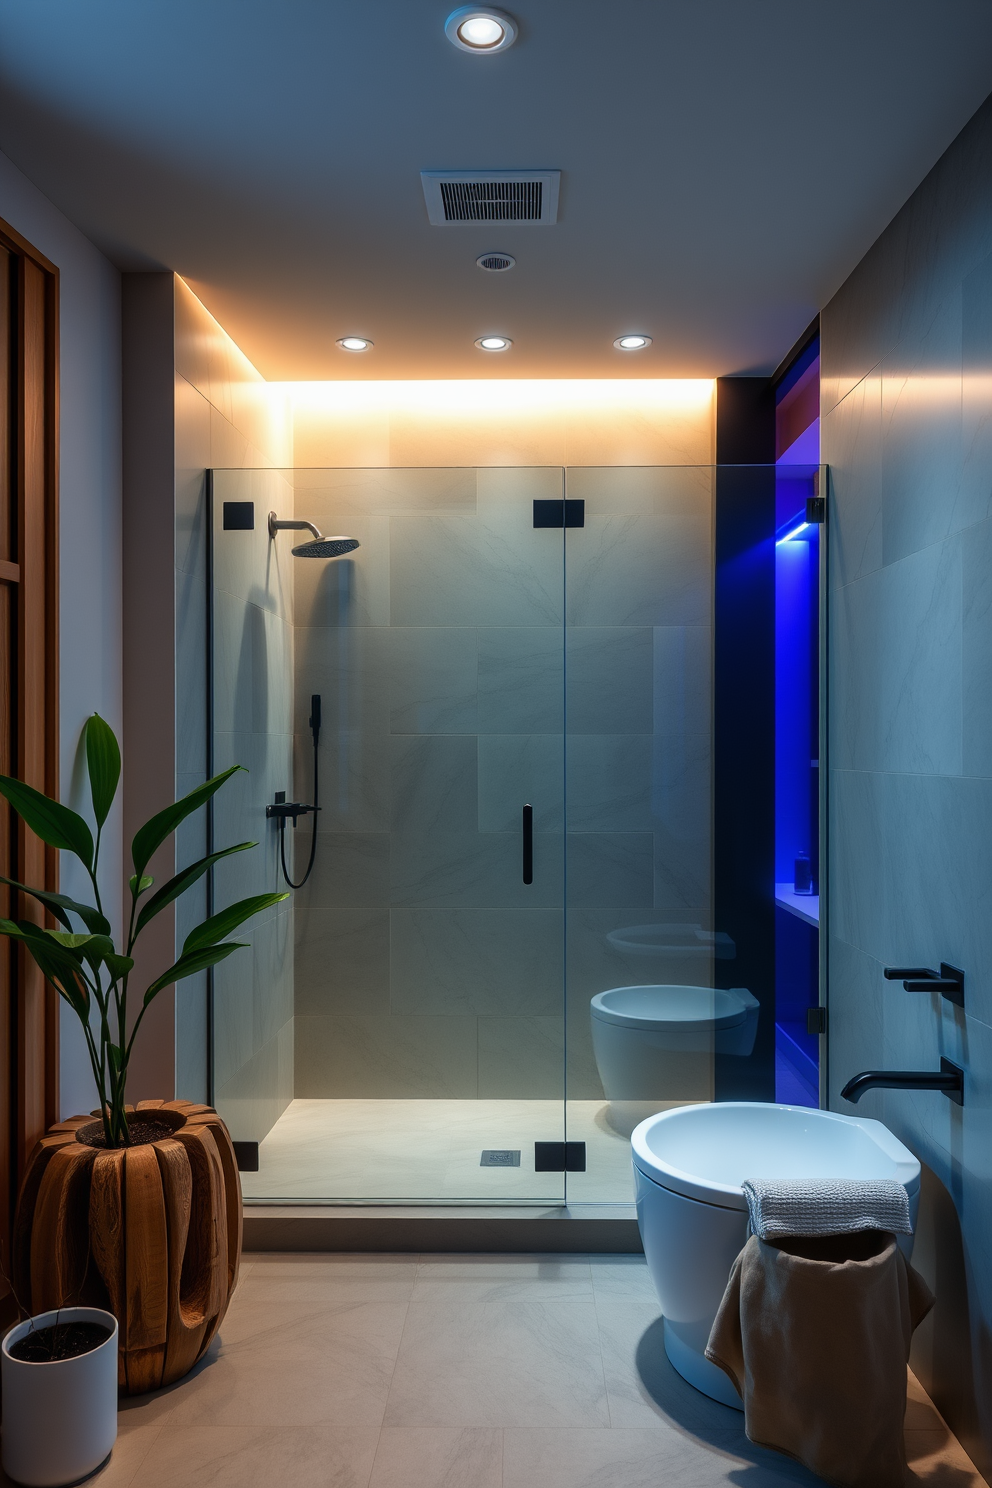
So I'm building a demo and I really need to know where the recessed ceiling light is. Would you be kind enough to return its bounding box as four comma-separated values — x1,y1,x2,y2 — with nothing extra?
475,335,512,351
614,334,652,351
337,336,373,352
445,7,517,53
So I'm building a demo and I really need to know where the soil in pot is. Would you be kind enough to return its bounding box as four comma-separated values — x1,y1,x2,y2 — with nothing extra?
9,1321,113,1363
76,1118,176,1148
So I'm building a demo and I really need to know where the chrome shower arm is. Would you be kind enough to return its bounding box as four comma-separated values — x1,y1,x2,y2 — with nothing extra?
268,511,322,541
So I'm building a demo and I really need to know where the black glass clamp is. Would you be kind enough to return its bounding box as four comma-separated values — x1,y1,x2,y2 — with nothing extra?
883,962,964,1008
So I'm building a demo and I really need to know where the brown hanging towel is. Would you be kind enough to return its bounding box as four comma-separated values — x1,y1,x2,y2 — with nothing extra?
705,1229,934,1488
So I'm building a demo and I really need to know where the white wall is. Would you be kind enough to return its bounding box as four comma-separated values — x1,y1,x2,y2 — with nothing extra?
0,150,122,1119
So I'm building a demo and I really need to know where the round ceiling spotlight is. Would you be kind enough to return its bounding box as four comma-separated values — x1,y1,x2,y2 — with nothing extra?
445,7,518,52
614,334,653,351
475,334,512,351
477,252,516,273
337,336,373,352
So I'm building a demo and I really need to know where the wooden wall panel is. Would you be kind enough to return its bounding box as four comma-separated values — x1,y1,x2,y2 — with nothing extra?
0,217,59,1319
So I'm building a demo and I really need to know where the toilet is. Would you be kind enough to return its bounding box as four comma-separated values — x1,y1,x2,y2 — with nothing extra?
631,1102,922,1409
590,984,760,1106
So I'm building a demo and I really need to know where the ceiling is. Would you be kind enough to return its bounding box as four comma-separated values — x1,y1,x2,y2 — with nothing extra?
1,1,991,381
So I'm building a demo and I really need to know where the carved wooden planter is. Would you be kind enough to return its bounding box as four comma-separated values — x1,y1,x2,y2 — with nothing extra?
12,1100,242,1396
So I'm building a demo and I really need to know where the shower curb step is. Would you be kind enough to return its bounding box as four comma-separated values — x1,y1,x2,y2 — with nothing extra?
242,1203,642,1254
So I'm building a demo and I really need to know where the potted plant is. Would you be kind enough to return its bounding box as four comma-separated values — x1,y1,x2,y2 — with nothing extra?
0,713,285,1394
2,1306,118,1486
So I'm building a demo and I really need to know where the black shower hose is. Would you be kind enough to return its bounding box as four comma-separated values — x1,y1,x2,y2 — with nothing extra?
279,731,319,889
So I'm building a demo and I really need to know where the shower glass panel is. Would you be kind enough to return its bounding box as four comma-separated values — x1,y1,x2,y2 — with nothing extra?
206,463,807,1205
209,467,568,1202
562,467,717,1201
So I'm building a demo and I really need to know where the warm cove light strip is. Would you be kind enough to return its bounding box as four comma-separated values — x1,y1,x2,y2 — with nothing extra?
282,379,715,417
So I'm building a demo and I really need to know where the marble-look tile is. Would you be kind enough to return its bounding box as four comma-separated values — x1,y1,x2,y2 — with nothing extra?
588,1257,658,1301
295,624,390,734
124,1424,379,1488
566,628,653,735
252,908,293,1051
390,735,478,833
167,1300,408,1429
386,628,478,734
390,514,564,629
369,1428,501,1488
478,628,564,734
294,832,390,909
566,736,653,834
880,292,964,569
478,1016,565,1098
390,908,563,1015
212,590,255,735
297,465,477,517
293,1013,478,1098
294,908,390,1015
652,625,711,741
384,1300,610,1427
478,734,564,832
829,540,963,777
823,371,883,591
961,513,992,777
502,1425,823,1488
565,465,712,519
566,834,654,910
412,1256,592,1303
390,831,564,909
565,514,711,628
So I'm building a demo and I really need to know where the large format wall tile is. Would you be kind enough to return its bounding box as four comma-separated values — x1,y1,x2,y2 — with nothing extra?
294,908,390,1015
824,371,883,591
295,1014,478,1098
387,628,478,734
389,908,563,1017
566,627,653,734
390,735,479,834
390,514,563,629
478,1017,564,1099
477,735,563,832
478,629,563,734
565,514,710,628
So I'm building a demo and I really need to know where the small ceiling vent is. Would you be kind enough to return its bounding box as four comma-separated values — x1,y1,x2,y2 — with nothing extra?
477,252,516,272
421,171,560,227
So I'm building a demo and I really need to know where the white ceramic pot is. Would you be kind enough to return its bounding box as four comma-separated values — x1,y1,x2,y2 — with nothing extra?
1,1307,118,1487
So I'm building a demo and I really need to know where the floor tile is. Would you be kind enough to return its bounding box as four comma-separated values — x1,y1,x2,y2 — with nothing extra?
369,1427,502,1488
412,1254,593,1302
593,1299,743,1434
588,1255,658,1300
384,1300,610,1427
167,1300,409,1429
129,1424,379,1488
502,1426,822,1488
906,1429,988,1485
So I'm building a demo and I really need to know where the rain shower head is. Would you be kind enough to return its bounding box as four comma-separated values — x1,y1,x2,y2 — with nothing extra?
268,511,359,559
292,537,360,558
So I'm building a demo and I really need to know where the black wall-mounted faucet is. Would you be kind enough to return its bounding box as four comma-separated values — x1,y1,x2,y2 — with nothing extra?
840,1057,964,1106
883,962,964,1008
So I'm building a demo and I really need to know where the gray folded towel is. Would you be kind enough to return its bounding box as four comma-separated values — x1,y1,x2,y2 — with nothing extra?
741,1178,912,1239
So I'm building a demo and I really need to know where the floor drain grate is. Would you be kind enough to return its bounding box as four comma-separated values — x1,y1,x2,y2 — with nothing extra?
480,1149,521,1167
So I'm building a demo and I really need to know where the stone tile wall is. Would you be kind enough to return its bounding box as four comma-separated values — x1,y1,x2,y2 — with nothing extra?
822,93,992,1477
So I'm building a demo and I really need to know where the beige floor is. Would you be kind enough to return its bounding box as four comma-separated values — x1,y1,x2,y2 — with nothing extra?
33,1252,987,1488
242,1099,650,1204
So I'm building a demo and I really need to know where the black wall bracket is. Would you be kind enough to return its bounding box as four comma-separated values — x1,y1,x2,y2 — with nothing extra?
535,1141,586,1172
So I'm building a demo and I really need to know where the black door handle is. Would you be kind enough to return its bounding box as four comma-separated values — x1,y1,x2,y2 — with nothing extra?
522,803,533,885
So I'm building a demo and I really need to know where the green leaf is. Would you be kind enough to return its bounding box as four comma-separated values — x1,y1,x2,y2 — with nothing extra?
142,941,247,1006
0,778,94,868
84,714,121,829
0,920,90,1017
129,874,153,896
104,952,134,979
0,874,110,935
182,892,288,956
131,766,244,879
134,842,256,938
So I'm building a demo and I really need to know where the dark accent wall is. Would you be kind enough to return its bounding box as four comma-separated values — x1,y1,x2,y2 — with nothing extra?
822,93,992,1475
713,379,776,1100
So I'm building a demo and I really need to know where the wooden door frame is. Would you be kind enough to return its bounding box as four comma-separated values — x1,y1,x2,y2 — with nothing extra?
0,213,60,1319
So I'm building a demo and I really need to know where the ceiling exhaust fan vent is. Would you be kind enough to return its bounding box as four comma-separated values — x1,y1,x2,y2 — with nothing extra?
477,252,516,272
421,171,560,226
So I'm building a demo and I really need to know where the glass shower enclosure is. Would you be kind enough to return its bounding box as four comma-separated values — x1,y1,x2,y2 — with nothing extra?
206,464,722,1203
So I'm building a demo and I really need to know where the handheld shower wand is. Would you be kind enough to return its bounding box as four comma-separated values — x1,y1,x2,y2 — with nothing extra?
267,694,322,888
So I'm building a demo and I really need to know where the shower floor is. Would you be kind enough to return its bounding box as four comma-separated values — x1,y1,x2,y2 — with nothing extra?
240,1099,648,1205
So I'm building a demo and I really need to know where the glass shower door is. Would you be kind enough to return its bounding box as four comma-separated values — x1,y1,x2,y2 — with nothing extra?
209,465,568,1202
